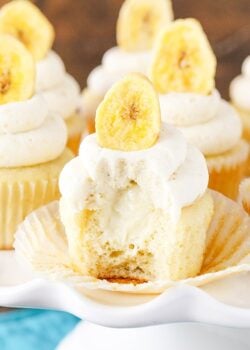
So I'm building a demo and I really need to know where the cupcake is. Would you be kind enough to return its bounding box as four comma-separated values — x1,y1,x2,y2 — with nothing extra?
0,34,73,249
15,75,250,294
0,0,83,154
149,19,248,199
230,56,250,173
82,0,173,135
238,178,250,215
59,74,213,282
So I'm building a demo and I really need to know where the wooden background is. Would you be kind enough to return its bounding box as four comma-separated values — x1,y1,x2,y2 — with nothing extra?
0,0,250,99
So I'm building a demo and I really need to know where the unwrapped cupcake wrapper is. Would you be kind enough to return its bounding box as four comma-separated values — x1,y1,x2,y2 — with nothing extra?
14,190,250,294
207,140,249,199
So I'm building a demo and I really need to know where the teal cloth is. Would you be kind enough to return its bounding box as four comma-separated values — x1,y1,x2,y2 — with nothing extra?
0,309,80,350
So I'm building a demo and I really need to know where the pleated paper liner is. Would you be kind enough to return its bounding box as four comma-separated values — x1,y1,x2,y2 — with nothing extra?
14,190,250,294
0,149,73,250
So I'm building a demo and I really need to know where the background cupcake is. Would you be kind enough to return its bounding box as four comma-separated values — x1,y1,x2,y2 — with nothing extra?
230,56,250,174
0,34,73,249
81,0,173,135
0,0,83,154
149,18,248,199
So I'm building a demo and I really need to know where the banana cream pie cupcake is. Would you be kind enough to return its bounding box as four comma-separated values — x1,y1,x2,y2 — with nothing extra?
0,0,83,154
150,19,248,199
0,34,73,249
82,0,173,135
59,74,213,282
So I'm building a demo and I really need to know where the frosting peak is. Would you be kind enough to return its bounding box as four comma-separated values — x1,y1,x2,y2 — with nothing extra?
87,47,151,96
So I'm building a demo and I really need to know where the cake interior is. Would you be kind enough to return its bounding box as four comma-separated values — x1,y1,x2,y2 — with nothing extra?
62,181,213,283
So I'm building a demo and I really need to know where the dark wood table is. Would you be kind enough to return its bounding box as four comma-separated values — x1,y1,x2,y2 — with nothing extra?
0,0,249,99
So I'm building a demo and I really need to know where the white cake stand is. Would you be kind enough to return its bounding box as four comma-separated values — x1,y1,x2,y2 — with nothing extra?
1,251,250,350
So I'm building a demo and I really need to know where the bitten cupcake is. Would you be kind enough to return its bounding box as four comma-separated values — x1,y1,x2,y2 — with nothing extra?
149,19,248,199
82,0,173,135
0,34,73,249
0,0,83,154
59,74,213,282
15,75,250,294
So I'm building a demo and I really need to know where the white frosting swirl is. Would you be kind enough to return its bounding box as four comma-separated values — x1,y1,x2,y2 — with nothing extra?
36,51,66,91
161,90,242,156
36,51,81,120
178,101,242,155
0,94,47,134
159,90,220,127
41,74,80,120
59,124,208,221
87,47,151,96
230,56,250,111
0,95,67,168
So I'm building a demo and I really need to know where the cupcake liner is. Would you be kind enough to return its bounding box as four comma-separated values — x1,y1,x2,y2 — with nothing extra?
238,178,250,215
14,190,250,294
207,140,249,199
0,179,58,250
0,149,73,250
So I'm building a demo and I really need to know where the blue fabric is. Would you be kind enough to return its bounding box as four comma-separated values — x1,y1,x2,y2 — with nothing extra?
0,309,80,350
